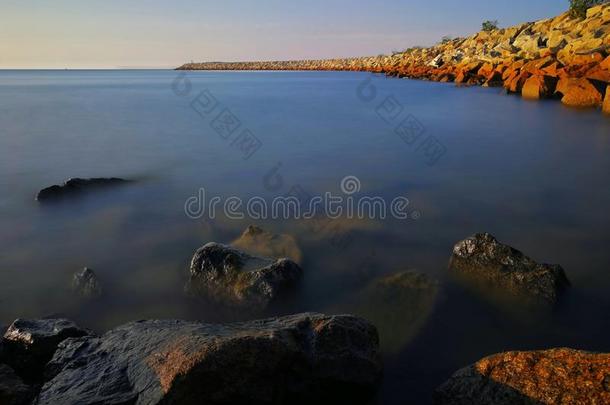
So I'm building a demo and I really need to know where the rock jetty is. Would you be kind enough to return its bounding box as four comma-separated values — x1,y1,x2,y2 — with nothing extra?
178,4,610,115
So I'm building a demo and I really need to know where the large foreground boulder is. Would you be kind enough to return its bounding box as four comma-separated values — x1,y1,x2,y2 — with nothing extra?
36,177,129,201
38,313,382,405
0,364,34,405
187,242,303,308
449,233,570,306
1,319,90,382
434,348,610,405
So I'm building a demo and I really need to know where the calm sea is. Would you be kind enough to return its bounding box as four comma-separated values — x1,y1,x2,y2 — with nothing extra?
1,70,609,403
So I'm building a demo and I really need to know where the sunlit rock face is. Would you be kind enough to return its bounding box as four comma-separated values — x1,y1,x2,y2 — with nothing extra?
434,348,610,405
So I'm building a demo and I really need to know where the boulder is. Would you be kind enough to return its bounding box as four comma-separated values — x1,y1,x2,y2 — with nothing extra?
604,85,610,114
331,271,439,354
36,177,129,202
434,348,610,405
448,233,570,305
38,313,382,405
1,318,90,381
556,77,604,108
0,364,34,405
187,242,303,308
232,225,303,263
71,267,102,298
521,75,558,99
504,70,531,93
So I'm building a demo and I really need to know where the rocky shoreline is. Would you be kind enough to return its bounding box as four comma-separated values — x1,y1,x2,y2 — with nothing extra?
2,227,609,404
178,4,610,115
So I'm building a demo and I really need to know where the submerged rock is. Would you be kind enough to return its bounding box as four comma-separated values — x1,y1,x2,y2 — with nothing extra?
434,348,610,405
0,364,34,405
187,242,303,308
232,225,303,263
449,233,570,305
39,313,382,405
36,177,129,201
1,318,90,381
71,267,102,298
331,271,439,354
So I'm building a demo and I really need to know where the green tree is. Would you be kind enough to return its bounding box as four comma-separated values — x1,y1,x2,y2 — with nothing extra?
481,20,499,32
569,0,607,18
440,36,453,44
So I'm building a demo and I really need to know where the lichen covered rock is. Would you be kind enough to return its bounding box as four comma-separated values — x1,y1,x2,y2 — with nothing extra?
434,348,610,405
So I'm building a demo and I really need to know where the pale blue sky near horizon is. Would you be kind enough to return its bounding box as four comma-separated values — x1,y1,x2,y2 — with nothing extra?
1,0,569,69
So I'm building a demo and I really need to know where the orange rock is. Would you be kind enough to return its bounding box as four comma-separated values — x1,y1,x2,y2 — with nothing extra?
586,65,610,83
522,56,555,75
435,348,610,405
455,70,468,84
505,71,531,93
540,61,561,77
557,78,604,108
522,75,558,99
604,86,610,114
477,63,495,78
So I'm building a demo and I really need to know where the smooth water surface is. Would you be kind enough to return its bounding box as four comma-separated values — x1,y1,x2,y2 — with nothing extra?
1,70,609,403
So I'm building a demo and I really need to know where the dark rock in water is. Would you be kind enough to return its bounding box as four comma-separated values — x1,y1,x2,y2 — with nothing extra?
0,364,34,405
187,242,303,308
232,225,303,263
1,318,91,382
71,267,102,298
331,271,439,354
36,177,129,201
449,233,570,305
434,348,610,405
39,313,382,405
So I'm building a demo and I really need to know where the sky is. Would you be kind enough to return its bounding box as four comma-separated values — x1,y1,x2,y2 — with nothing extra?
0,0,570,69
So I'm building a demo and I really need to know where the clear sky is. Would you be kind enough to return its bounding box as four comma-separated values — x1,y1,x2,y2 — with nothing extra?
0,0,570,69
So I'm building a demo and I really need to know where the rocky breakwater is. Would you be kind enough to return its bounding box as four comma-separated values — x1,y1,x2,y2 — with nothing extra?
0,314,382,404
178,4,610,115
